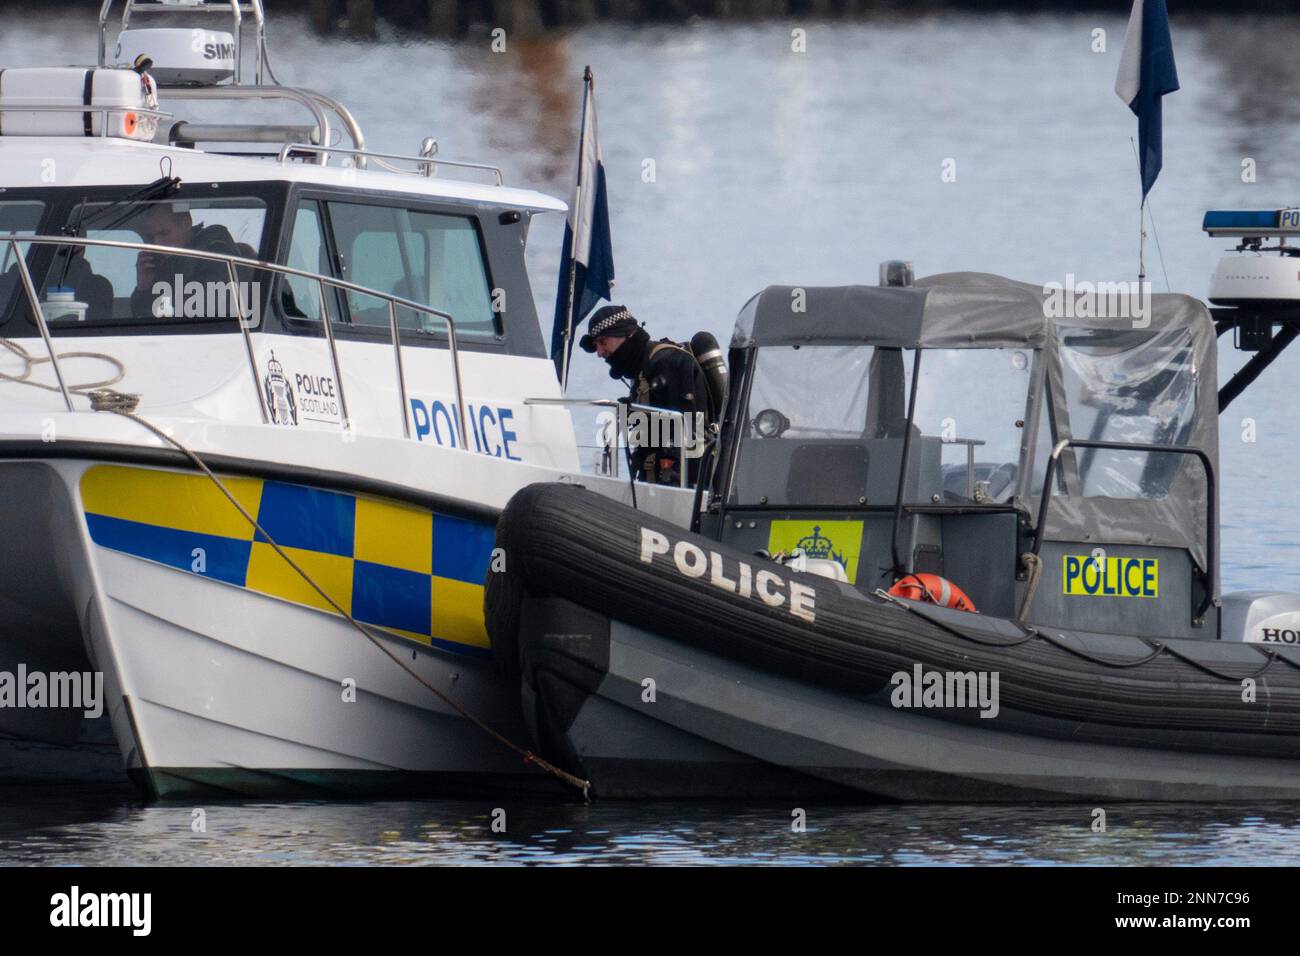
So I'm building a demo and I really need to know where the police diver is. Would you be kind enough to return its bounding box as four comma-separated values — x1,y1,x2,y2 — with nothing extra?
580,304,711,486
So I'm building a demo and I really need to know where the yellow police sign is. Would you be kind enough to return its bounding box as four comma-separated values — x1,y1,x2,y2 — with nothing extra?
767,520,861,584
1063,554,1159,598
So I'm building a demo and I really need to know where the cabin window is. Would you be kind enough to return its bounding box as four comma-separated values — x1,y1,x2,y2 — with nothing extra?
0,200,48,314
0,201,46,233
729,345,880,507
323,201,499,339
905,347,1036,503
747,345,872,438
280,200,338,324
730,345,1037,508
35,197,267,325
1057,326,1198,500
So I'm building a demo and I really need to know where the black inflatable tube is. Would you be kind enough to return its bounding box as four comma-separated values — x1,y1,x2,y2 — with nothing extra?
485,482,1300,752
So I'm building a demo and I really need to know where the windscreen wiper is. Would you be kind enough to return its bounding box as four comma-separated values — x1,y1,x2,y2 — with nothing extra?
63,174,182,238
54,175,181,287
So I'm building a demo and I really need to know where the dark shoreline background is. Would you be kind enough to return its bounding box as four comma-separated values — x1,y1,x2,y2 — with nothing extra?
60,1,1300,39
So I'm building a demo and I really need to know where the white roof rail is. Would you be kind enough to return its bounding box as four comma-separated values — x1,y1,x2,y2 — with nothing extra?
277,143,506,186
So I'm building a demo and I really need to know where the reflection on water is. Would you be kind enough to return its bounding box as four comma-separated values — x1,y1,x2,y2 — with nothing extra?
1192,16,1300,158
3,790,1300,865
462,37,578,184
3,9,1300,860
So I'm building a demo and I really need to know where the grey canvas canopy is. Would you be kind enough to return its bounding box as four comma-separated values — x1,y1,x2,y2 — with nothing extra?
729,273,1220,578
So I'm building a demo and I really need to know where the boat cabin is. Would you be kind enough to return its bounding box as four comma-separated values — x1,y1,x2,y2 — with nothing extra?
0,0,560,354
700,269,1220,640
0,168,551,360
0,0,573,462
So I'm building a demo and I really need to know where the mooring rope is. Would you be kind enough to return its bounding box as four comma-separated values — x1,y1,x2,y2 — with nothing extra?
0,337,126,392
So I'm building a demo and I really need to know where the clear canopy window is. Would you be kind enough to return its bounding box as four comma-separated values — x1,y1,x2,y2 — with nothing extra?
1057,326,1198,500
907,347,1036,504
730,345,1037,507
746,345,873,440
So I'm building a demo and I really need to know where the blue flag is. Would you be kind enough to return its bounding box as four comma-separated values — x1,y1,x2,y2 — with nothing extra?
1115,0,1180,201
552,67,615,387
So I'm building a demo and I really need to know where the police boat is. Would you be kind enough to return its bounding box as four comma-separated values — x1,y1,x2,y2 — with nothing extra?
488,233,1300,802
0,1,693,798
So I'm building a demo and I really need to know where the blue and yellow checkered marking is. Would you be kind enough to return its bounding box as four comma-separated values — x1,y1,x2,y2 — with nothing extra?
79,464,494,656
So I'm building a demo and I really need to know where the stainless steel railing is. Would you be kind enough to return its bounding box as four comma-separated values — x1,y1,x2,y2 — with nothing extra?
275,143,505,185
524,397,695,488
4,234,467,445
0,103,173,138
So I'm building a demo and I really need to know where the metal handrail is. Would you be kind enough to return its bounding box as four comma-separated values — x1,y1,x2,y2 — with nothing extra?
163,87,374,162
0,104,173,139
314,275,349,430
943,435,987,500
1031,437,1217,622
296,91,367,162
10,240,72,411
524,396,694,488
277,143,505,186
5,233,467,445
165,88,336,162
223,255,267,423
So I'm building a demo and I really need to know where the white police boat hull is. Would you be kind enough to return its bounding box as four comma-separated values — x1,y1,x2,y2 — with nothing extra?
0,0,708,798
0,394,692,798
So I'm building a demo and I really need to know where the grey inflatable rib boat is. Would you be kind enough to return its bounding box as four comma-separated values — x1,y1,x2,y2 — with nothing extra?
487,231,1300,801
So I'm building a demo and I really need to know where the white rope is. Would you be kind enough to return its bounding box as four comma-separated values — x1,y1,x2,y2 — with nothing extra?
0,337,127,396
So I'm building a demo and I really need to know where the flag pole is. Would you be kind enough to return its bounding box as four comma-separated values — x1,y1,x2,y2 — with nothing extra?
1139,198,1147,283
1128,137,1148,283
560,66,593,394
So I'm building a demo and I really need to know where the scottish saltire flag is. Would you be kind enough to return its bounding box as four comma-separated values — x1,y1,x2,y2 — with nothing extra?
552,66,615,387
1115,0,1180,201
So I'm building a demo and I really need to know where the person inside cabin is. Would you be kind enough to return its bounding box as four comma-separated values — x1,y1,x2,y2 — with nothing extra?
129,202,244,319
580,304,710,487
53,246,113,321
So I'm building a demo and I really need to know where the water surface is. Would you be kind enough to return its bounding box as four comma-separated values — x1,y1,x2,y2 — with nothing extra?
4,788,1300,865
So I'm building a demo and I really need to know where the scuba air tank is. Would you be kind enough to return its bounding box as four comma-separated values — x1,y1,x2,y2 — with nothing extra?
689,330,729,423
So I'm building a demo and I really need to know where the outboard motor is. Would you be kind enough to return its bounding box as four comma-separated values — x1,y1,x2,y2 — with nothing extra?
690,330,729,423
1220,592,1300,645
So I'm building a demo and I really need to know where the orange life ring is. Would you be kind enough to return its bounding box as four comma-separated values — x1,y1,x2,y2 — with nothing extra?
888,573,977,613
